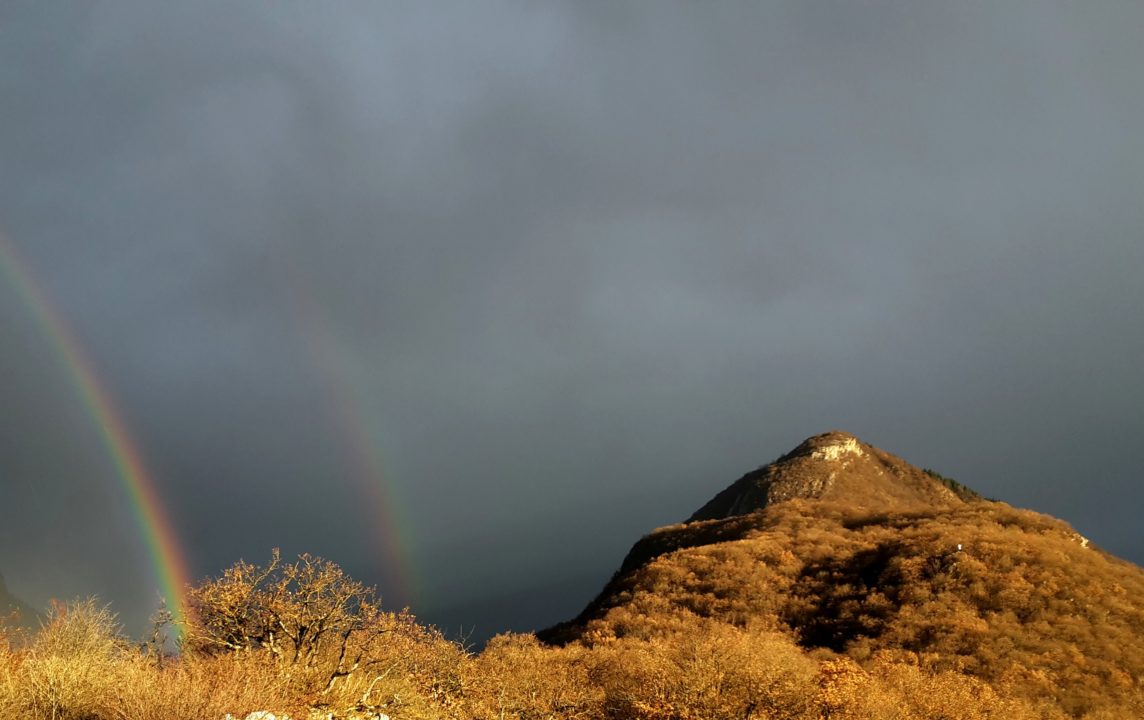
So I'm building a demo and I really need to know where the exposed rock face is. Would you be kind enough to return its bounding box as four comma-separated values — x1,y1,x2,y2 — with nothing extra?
689,430,973,521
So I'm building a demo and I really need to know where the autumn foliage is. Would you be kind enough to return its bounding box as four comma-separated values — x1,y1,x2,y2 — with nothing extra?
3,500,1144,720
545,499,1144,718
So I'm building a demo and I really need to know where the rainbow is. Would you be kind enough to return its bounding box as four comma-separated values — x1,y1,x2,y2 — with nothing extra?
319,365,420,609
278,263,419,609
0,235,192,625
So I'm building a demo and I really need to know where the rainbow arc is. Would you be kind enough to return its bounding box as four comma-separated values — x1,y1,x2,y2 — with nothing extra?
0,236,192,624
277,261,419,609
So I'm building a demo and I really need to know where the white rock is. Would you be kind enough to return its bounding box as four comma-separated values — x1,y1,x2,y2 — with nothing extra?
810,437,863,462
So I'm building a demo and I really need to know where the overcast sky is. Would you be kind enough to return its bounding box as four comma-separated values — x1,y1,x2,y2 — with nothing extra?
2,2,1142,641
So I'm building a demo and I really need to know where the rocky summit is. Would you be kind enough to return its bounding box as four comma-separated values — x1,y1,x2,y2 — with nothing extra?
689,430,979,521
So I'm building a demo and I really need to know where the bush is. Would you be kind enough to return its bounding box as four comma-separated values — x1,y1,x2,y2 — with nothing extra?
590,623,819,720
184,550,466,719
184,549,391,693
116,651,299,720
14,598,128,720
467,633,603,719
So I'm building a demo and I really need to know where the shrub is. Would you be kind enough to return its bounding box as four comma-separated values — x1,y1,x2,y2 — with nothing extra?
14,598,128,720
184,550,467,719
184,549,391,693
590,623,818,720
467,633,602,719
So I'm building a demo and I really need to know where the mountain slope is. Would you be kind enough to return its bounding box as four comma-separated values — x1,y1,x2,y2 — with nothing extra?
542,432,1144,717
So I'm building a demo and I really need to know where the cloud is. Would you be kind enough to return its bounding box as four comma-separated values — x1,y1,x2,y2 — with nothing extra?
1,1,1142,639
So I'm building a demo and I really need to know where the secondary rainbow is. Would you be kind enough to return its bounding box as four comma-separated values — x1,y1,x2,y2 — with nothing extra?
0,235,192,624
277,261,419,608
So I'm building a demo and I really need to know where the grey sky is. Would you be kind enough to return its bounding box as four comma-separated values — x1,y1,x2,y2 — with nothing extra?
2,2,1142,640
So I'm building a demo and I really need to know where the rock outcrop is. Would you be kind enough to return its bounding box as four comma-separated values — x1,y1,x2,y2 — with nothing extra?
689,430,977,521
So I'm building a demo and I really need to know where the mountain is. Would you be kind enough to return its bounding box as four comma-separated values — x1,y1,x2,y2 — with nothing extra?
542,431,1144,717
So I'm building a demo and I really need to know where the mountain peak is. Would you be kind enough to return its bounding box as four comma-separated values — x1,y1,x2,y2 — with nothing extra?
689,431,977,521
785,430,864,461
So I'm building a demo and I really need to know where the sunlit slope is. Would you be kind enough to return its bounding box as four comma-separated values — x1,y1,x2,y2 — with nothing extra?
543,432,1144,716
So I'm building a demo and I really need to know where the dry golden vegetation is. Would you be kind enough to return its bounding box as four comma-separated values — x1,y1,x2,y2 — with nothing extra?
546,499,1144,718
2,525,1141,720
3,432,1142,719
0,591,1052,720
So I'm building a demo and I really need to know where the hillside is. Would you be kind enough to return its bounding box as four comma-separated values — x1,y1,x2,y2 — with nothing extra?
542,431,1144,717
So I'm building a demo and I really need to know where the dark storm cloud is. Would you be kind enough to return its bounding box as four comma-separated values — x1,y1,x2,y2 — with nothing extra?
2,2,1142,639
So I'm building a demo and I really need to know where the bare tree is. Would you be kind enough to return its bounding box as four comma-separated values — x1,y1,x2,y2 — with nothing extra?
184,549,390,691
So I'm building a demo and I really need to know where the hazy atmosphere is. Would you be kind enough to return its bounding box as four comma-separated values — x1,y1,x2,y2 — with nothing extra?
2,2,1142,641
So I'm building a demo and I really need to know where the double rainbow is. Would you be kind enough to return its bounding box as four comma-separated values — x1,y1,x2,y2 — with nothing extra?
3,236,420,623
